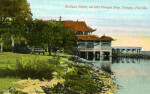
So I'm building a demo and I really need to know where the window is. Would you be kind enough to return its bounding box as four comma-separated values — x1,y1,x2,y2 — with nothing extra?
76,31,83,35
101,43,110,48
84,31,89,35
94,42,100,46
87,43,94,48
78,43,86,48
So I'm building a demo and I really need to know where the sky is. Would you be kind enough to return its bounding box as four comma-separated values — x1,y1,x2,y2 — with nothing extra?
27,0,150,51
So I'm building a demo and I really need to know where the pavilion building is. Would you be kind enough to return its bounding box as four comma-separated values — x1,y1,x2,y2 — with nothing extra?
57,21,114,60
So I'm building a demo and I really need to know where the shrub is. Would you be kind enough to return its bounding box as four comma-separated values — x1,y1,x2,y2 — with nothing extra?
43,64,103,94
14,58,56,80
62,65,102,93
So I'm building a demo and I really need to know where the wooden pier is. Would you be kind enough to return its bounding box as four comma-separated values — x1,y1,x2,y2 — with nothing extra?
112,53,150,59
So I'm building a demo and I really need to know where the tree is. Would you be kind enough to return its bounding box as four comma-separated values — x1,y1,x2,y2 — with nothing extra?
0,32,12,52
27,20,76,55
26,19,47,47
41,21,76,55
0,0,32,26
0,21,12,52
0,0,32,52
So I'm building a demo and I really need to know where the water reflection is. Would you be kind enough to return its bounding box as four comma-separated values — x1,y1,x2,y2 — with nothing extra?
88,57,150,94
102,57,150,94
112,57,141,64
111,58,150,94
90,56,112,73
89,56,144,73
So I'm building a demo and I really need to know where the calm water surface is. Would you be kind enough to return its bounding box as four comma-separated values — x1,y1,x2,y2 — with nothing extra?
90,57,150,94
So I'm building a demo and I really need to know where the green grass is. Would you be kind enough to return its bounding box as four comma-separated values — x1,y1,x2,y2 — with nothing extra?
0,77,20,93
0,52,71,93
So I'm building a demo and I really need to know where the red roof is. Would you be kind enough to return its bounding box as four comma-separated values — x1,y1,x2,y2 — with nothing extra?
76,35,114,41
99,35,114,41
56,21,95,31
76,35,100,40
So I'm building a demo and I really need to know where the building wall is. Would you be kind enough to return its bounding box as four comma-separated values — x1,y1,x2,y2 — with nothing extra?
101,41,112,56
77,40,112,60
75,30,112,60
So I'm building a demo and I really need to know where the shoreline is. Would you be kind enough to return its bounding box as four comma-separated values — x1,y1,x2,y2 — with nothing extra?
5,55,117,94
83,63,117,94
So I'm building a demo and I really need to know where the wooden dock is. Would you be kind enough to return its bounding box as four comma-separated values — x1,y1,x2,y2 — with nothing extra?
112,53,150,59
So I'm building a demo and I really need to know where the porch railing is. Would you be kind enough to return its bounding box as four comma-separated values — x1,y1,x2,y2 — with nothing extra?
101,47,112,50
78,48,94,51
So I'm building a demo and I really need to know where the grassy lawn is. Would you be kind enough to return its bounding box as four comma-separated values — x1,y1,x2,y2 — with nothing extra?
0,77,20,93
0,52,71,93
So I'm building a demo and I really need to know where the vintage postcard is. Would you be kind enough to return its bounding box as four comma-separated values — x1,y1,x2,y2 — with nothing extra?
0,0,150,94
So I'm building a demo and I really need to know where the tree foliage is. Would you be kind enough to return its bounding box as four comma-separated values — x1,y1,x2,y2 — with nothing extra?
26,19,46,47
27,20,76,55
0,0,32,26
0,0,32,52
0,21,12,52
41,21,76,55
